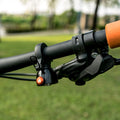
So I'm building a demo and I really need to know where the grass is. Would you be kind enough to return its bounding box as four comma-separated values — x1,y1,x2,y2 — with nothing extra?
0,34,120,120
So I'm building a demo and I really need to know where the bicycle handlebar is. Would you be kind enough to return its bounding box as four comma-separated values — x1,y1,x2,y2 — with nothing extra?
0,20,120,74
0,30,106,73
44,30,107,59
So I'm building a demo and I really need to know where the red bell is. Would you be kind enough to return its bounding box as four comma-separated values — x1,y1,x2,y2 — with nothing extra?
36,76,44,86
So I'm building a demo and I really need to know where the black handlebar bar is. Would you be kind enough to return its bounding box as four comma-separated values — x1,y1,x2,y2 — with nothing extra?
0,30,107,74
44,30,107,59
0,52,35,73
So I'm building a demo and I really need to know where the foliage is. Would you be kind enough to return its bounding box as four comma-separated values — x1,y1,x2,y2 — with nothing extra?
1,15,31,24
1,10,78,33
1,14,48,33
53,10,77,29
101,0,120,6
85,0,120,7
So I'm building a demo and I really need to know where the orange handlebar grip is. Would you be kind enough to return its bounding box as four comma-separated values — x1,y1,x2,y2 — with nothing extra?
105,20,120,48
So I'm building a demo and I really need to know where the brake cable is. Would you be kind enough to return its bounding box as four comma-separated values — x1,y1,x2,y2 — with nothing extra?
0,73,36,81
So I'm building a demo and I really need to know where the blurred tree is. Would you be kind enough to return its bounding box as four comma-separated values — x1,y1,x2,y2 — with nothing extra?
68,0,75,24
48,0,57,29
85,0,101,30
85,0,119,30
92,0,100,30
21,0,39,30
102,0,120,23
103,0,119,6
0,15,2,42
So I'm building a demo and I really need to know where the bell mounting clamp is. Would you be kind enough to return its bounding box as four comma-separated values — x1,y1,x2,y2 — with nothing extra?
34,43,58,86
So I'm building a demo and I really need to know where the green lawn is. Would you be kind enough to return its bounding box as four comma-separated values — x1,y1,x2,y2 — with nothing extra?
0,34,120,120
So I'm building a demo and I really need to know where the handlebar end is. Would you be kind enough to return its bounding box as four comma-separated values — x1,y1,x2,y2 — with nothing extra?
105,20,120,48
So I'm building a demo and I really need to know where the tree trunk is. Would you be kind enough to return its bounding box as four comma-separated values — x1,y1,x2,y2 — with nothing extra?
48,14,55,29
0,15,2,42
48,0,56,29
92,0,100,30
30,14,37,31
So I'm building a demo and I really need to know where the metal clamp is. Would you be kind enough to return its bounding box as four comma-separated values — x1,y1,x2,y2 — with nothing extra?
72,34,87,62
34,43,58,86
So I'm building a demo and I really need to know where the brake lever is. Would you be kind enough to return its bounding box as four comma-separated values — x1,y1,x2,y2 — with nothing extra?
114,58,120,65
54,53,115,86
76,54,115,85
